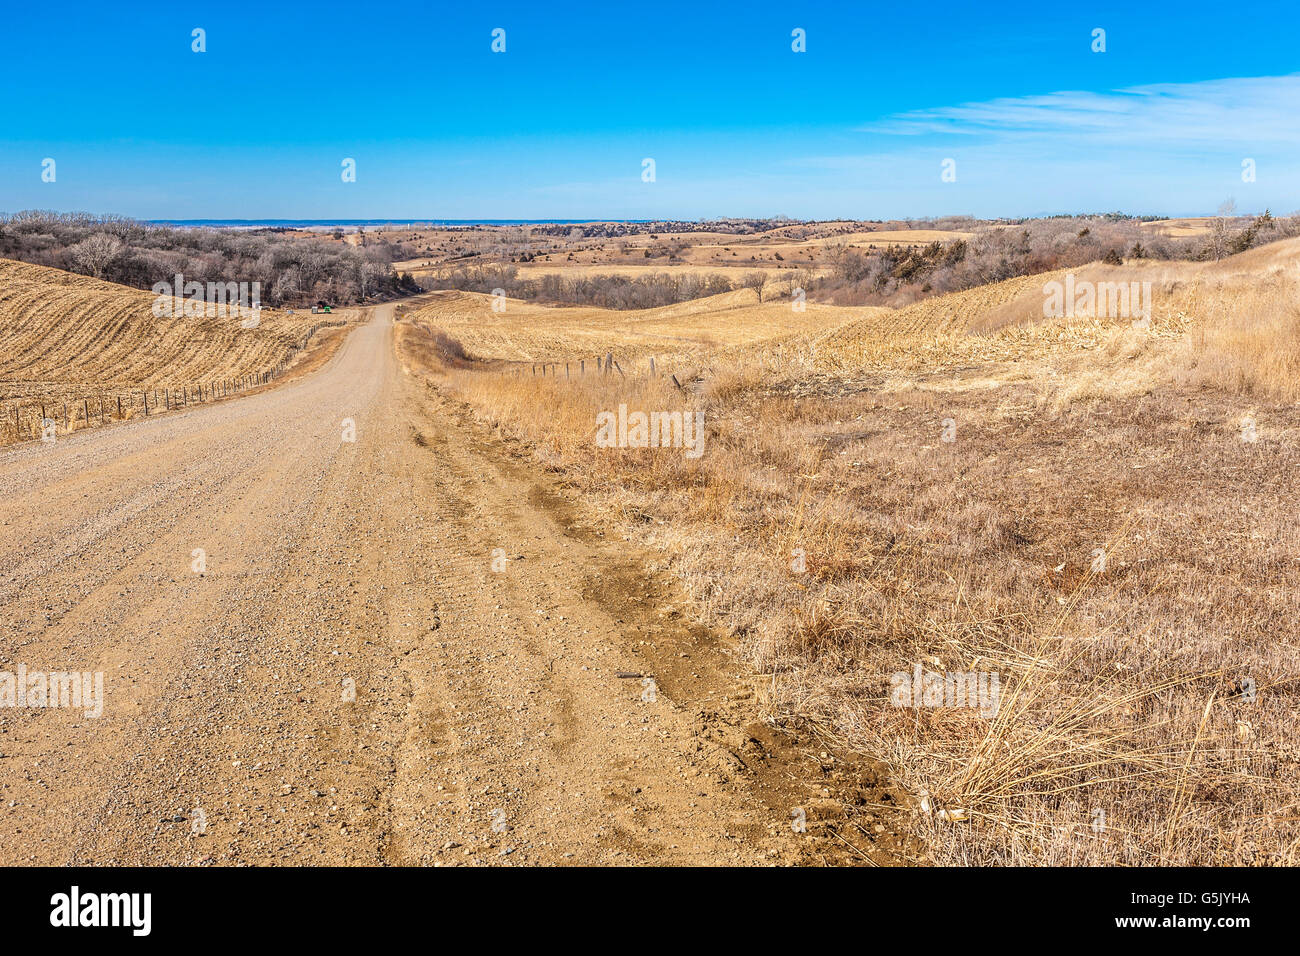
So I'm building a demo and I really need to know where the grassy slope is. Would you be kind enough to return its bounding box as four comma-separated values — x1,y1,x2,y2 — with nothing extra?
406,236,1300,865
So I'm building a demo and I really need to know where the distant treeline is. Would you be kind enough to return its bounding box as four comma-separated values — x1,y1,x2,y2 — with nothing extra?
419,264,760,310
811,211,1300,306
427,212,1300,311
0,211,422,306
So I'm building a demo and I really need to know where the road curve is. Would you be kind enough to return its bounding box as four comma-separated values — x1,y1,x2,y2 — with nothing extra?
0,305,810,865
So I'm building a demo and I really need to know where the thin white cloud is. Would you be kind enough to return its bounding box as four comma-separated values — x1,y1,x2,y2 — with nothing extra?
858,74,1300,148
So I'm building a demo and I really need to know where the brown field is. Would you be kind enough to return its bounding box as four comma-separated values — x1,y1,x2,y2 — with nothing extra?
387,221,975,282
0,258,355,442
1140,217,1217,237
403,288,885,364
401,234,1300,865
516,262,824,281
5,225,1297,868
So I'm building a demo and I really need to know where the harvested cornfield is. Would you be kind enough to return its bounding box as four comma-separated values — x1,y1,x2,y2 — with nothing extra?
0,257,349,442
406,287,867,367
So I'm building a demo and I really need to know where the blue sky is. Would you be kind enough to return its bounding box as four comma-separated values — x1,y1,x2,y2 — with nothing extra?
3,0,1298,220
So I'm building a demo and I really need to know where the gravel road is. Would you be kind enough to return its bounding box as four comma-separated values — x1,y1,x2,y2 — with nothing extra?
0,305,854,866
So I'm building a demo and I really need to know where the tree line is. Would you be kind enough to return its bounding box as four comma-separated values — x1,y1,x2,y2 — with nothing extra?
0,212,422,306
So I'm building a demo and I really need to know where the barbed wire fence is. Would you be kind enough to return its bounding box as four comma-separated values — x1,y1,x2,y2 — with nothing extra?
0,320,343,446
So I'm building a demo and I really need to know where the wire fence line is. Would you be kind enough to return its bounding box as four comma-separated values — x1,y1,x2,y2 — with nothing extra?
0,319,349,445
1,368,279,444
517,352,690,390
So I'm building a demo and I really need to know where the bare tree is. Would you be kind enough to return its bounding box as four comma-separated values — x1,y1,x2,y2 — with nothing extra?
358,260,389,300
1211,198,1238,260
69,232,123,279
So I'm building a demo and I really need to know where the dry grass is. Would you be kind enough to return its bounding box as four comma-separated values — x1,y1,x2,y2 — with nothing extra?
1173,274,1300,401
404,287,867,366
0,257,348,443
1141,217,1216,238
397,238,1300,866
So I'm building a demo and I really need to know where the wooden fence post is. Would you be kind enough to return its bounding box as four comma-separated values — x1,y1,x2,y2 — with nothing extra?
605,352,612,375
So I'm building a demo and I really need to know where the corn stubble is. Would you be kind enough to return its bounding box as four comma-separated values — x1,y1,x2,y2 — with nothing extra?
0,257,330,444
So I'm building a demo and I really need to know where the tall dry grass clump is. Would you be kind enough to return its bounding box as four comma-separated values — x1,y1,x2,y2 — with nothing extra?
1174,271,1300,401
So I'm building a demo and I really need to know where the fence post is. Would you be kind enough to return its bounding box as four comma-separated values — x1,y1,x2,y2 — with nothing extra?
605,352,612,374
63,404,68,430
649,357,655,375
